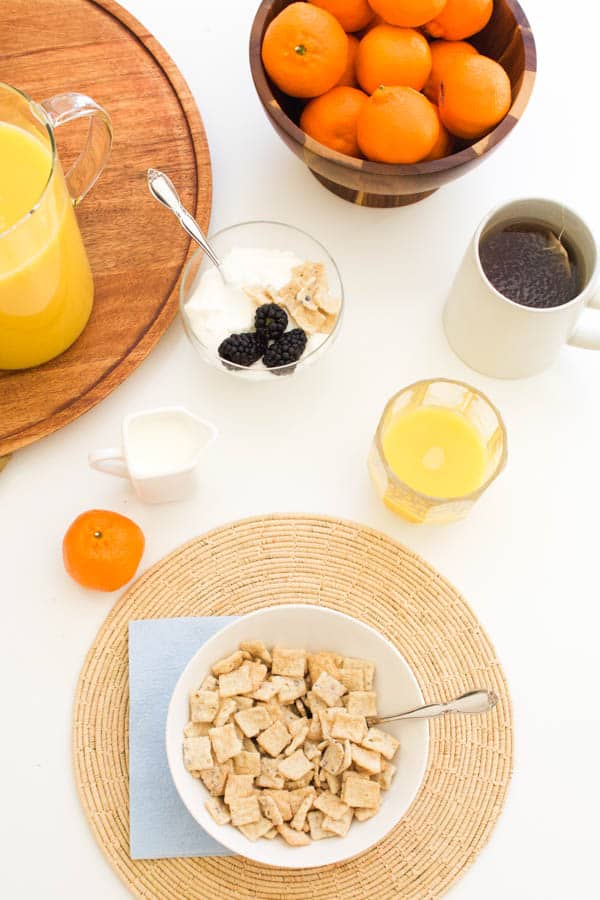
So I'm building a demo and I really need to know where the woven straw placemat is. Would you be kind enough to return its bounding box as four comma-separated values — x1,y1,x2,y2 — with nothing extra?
73,514,512,900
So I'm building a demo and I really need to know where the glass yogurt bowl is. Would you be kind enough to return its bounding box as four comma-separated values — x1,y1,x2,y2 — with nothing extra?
179,220,344,380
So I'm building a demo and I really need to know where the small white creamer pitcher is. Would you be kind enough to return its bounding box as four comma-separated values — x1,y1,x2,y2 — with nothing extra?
89,406,218,503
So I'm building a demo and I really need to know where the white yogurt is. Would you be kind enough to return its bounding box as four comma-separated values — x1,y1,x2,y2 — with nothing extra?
184,247,328,367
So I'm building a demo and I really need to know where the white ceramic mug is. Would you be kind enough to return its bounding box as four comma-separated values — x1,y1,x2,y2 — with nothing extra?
443,198,600,378
89,406,218,504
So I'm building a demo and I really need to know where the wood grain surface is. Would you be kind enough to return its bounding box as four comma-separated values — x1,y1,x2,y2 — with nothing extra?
0,0,212,457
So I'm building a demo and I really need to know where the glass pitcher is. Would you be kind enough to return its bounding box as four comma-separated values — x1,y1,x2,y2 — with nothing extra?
0,83,112,369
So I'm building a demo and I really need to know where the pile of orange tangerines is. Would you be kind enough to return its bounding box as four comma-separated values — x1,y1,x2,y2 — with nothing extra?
261,0,512,164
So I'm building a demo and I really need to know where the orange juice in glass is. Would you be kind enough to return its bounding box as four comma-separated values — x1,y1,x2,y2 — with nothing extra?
369,379,507,524
0,83,112,369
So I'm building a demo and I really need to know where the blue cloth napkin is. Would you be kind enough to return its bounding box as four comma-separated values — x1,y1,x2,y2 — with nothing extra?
128,616,238,860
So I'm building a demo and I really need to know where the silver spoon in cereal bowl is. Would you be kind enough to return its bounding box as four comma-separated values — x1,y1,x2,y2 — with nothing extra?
366,689,498,727
147,168,228,284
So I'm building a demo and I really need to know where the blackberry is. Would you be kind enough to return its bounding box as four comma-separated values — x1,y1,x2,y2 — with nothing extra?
263,328,307,369
255,303,288,341
218,332,266,368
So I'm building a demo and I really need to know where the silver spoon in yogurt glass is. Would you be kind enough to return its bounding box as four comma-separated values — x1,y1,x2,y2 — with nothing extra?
366,689,498,727
147,168,227,283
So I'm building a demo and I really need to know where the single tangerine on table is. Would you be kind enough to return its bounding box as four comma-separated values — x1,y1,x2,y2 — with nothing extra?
426,0,493,40
301,85,368,156
439,54,512,140
356,25,432,95
337,34,360,87
261,2,348,98
423,39,478,102
357,85,440,163
63,509,145,592
368,0,448,28
309,0,374,33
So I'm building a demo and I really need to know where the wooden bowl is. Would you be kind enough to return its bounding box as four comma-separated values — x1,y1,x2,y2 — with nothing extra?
249,0,536,208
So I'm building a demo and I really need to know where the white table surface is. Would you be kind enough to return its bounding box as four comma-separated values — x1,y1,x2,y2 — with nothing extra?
2,1,599,897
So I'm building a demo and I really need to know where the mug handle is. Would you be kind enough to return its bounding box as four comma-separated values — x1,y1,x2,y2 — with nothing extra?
89,448,129,479
568,294,600,350
39,93,113,207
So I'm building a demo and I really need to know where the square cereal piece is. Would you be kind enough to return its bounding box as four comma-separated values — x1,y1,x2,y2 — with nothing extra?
218,663,253,698
308,810,334,841
278,750,313,782
200,674,218,691
304,691,327,716
199,761,231,796
248,661,268,691
224,773,255,806
346,691,378,718
183,721,211,738
262,789,293,821
211,650,245,676
323,807,353,837
321,741,344,776
285,722,309,756
183,736,214,772
259,793,284,826
313,791,350,821
331,712,368,743
318,706,345,741
205,796,231,826
239,640,272,665
256,756,285,789
264,698,285,722
286,771,314,790
233,751,261,777
277,823,310,846
276,677,306,705
234,696,255,710
290,793,314,831
234,705,273,738
375,761,396,789
307,715,323,742
257,720,291,757
340,739,352,773
252,680,280,702
271,647,307,678
190,690,219,723
307,651,342,685
238,815,274,841
340,658,375,692
312,671,347,708
354,806,378,822
325,772,340,795
228,794,261,827
341,773,381,809
363,728,400,760
213,698,237,728
209,722,243,763
350,743,382,775
289,787,315,817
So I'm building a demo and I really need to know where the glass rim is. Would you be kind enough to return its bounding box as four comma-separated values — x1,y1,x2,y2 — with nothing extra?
179,219,345,374
0,82,57,240
374,377,508,506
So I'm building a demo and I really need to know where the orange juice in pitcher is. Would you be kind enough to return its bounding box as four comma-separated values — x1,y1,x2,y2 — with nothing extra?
0,83,112,369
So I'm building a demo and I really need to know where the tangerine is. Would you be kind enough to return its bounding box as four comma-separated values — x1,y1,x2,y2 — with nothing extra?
261,3,348,98
337,34,360,87
301,85,368,156
368,0,447,27
63,509,145,592
423,39,478,102
426,0,493,40
424,106,454,159
439,54,511,139
356,25,432,95
357,85,440,163
309,0,374,32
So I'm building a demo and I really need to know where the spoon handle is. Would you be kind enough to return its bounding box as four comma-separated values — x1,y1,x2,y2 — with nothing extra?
147,168,222,271
367,690,498,726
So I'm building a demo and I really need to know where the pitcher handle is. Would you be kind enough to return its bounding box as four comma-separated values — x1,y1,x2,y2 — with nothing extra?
568,293,600,351
39,93,113,207
89,448,129,479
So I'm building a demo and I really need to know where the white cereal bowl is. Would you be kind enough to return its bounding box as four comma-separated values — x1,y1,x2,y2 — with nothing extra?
166,604,429,868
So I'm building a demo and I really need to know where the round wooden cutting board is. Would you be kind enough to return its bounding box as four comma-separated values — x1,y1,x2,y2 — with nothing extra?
0,0,212,457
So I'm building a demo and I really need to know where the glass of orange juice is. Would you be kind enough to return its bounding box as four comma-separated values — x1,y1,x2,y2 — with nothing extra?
369,379,507,524
0,83,112,369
